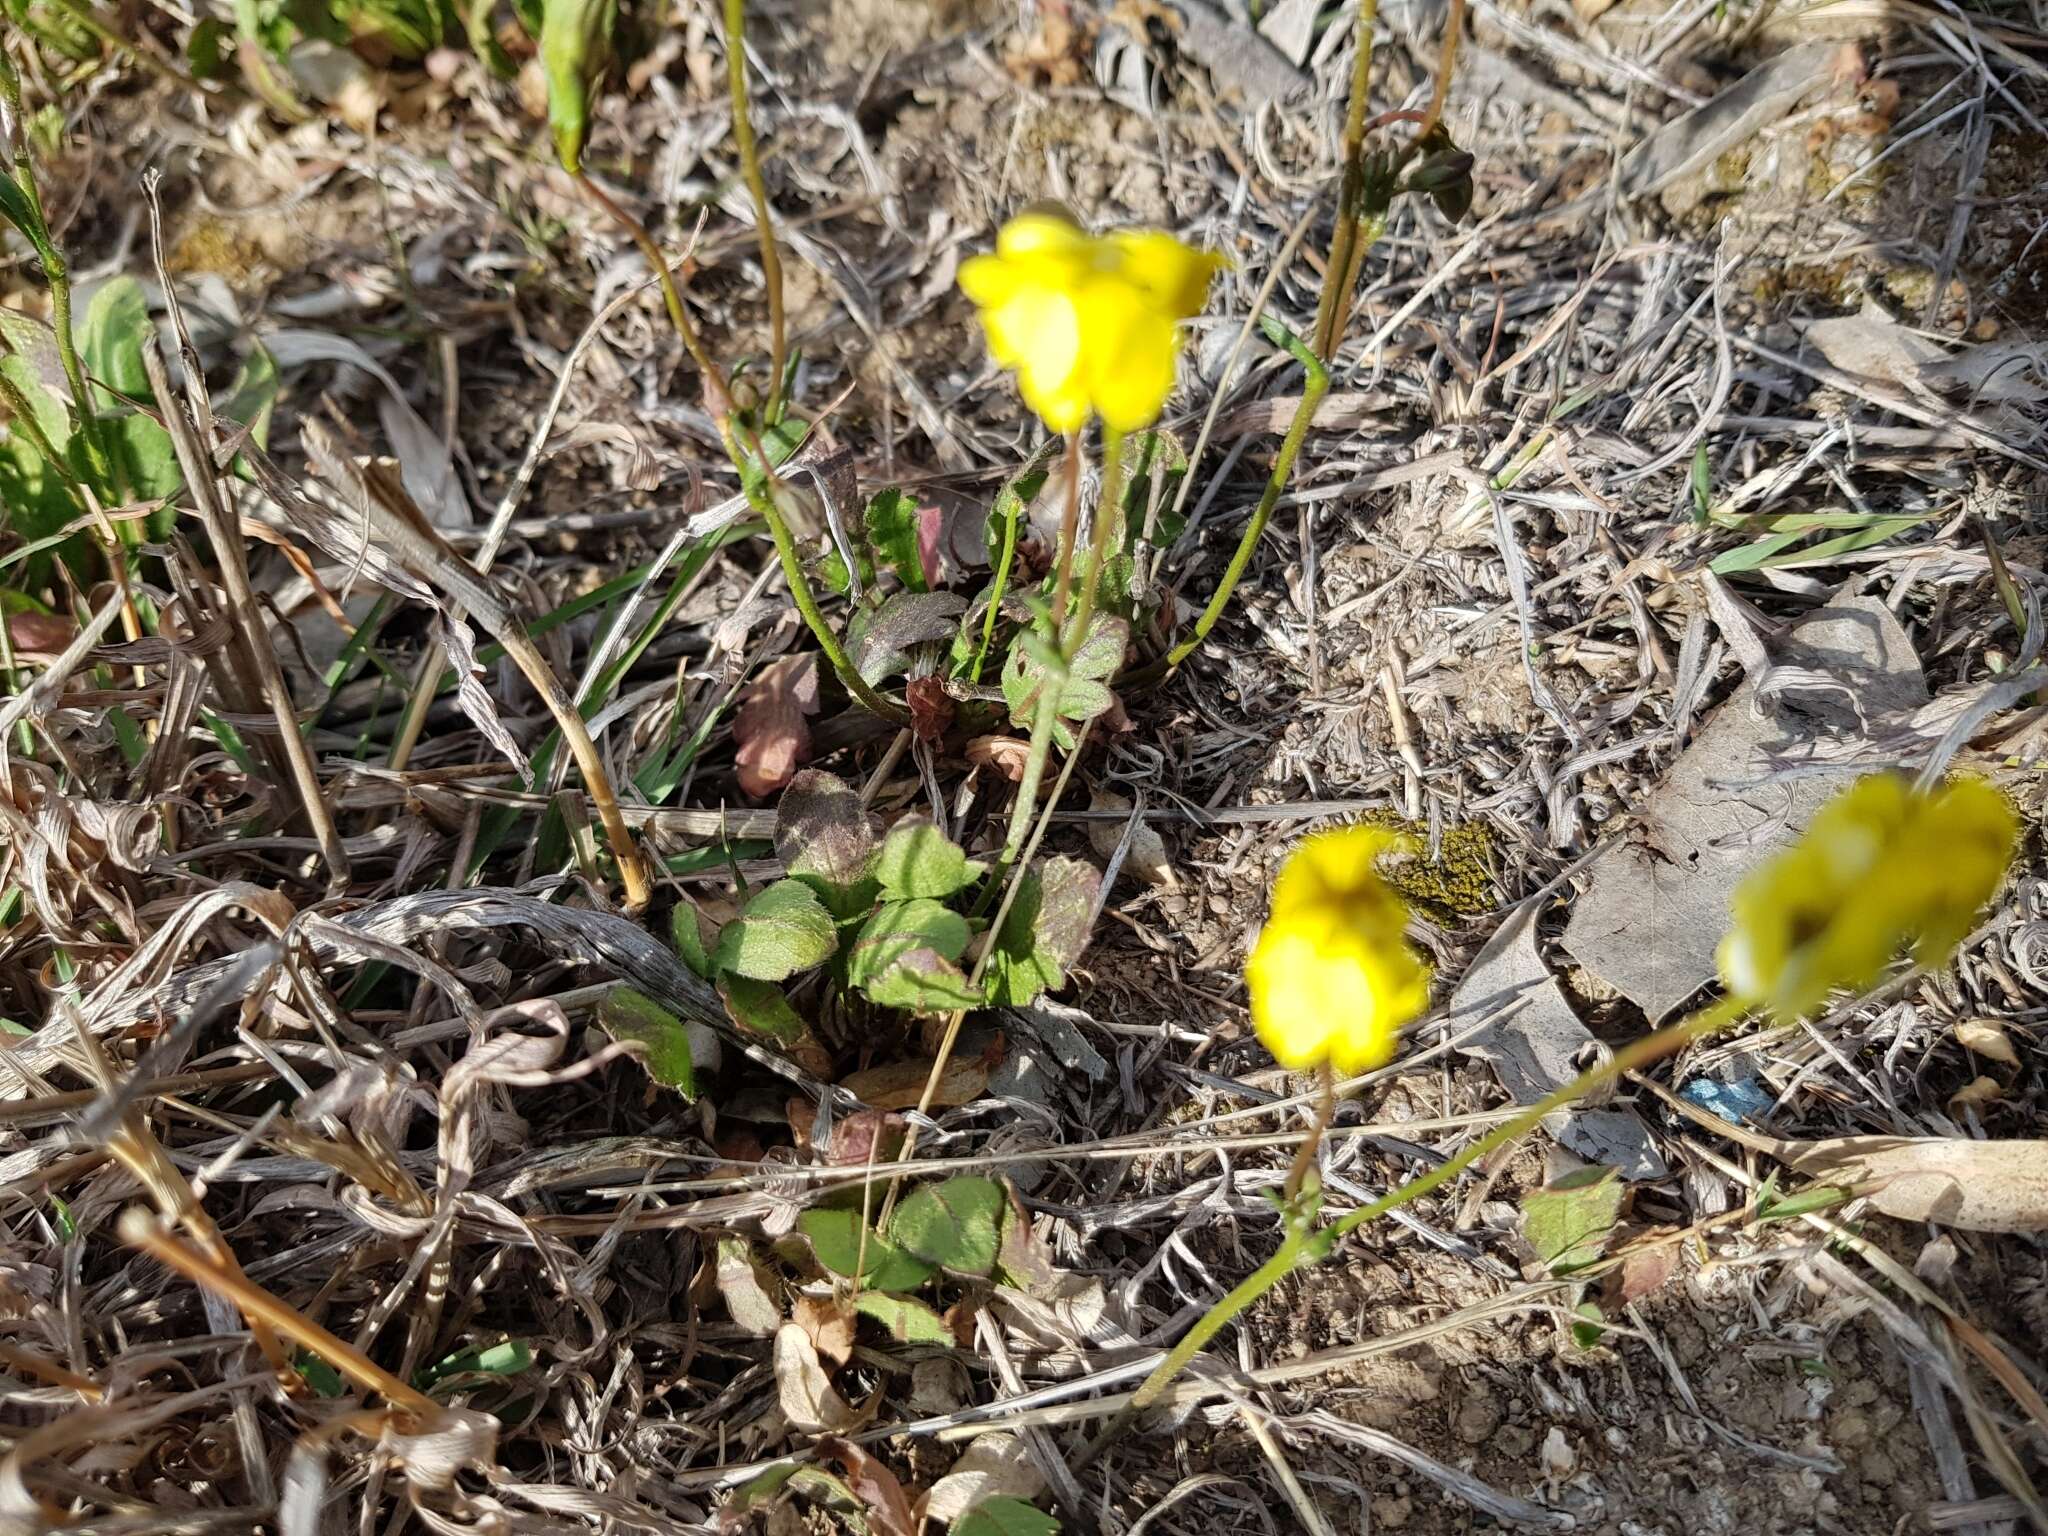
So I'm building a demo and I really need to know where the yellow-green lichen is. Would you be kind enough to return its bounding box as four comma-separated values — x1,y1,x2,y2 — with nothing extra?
1365,816,1499,923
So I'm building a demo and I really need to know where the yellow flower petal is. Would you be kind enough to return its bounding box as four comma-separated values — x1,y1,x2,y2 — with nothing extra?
958,251,1021,309
1246,825,1430,1075
959,212,1216,433
1111,229,1222,318
1717,772,2017,1022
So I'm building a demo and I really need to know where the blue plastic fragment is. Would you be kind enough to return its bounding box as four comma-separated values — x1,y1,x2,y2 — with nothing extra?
1678,1074,1774,1126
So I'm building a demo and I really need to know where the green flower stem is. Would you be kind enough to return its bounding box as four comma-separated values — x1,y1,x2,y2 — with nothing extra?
970,483,1022,684
736,460,909,725
573,170,893,726
1312,0,1382,362
1112,992,1750,1429
724,0,787,396
1163,326,1327,670
1063,425,1127,653
991,436,1085,878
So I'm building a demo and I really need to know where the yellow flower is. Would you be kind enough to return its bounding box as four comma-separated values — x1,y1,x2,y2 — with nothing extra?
1245,826,1432,1076
1717,773,2018,1023
958,209,1220,433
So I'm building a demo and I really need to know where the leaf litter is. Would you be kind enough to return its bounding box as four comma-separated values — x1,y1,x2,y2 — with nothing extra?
4,2,2048,1534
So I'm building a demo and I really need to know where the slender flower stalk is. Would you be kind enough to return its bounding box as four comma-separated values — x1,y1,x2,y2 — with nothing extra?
725,0,787,393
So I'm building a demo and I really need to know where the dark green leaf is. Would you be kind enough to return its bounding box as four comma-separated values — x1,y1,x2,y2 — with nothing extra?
799,1207,935,1292
982,857,1100,1008
1522,1166,1626,1276
888,1175,1004,1277
714,879,837,981
596,986,696,1097
874,822,983,901
1000,615,1126,750
670,900,714,980
864,487,929,591
719,976,834,1078
776,769,875,892
854,1290,952,1344
847,590,967,686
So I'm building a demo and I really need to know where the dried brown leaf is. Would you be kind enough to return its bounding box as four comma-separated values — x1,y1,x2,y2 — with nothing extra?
966,735,1032,783
1956,1019,2021,1068
841,1057,990,1112
793,1294,856,1369
735,654,820,799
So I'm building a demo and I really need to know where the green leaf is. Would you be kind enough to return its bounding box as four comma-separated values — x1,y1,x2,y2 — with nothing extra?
1754,1179,1852,1226
79,278,181,505
220,342,280,453
847,898,980,1012
980,441,1058,563
982,857,1100,1008
1121,427,1188,550
955,1496,1061,1536
799,1207,935,1292
847,589,967,686
854,1290,953,1344
713,879,837,981
293,1352,347,1398
887,1175,1004,1277
1569,1300,1607,1351
776,769,875,896
719,975,833,1078
539,0,616,172
0,171,51,252
48,1194,75,1243
417,1337,533,1389
874,822,983,900
670,900,714,979
596,986,695,1097
188,15,234,75
1000,614,1126,750
80,277,152,400
1522,1165,1626,1276
864,487,929,591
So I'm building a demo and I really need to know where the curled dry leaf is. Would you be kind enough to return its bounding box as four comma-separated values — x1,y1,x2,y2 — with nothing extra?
1085,789,1175,887
735,654,820,799
1950,1077,2003,1110
920,1432,1048,1527
1955,1019,2021,1068
794,1294,857,1369
376,1405,498,1492
1663,1090,2048,1233
827,1108,907,1166
906,675,955,744
773,1322,858,1435
715,1237,781,1337
841,1057,990,1112
6,611,74,655
815,1437,918,1536
966,735,1032,783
